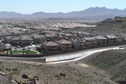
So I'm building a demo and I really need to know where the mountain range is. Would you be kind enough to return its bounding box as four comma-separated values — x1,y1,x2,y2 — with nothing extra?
0,7,126,20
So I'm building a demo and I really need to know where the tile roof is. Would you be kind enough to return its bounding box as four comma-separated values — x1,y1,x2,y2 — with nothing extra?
56,39,72,44
71,37,85,42
21,37,33,41
65,34,73,37
31,34,45,39
10,29,22,34
11,37,20,41
42,41,59,46
84,37,95,41
105,35,118,39
95,36,107,40
4,36,14,39
45,34,56,37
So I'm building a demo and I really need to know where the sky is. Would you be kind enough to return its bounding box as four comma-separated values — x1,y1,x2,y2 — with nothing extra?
0,0,126,14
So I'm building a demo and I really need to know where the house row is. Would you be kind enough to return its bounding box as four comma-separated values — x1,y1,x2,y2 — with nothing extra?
0,29,125,52
41,39,72,53
40,35,126,53
2,31,81,47
2,34,46,47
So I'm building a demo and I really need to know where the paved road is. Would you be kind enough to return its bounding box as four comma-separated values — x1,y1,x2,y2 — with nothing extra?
46,45,126,64
0,44,126,64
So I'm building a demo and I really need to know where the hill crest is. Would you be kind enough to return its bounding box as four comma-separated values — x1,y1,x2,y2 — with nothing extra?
0,7,126,20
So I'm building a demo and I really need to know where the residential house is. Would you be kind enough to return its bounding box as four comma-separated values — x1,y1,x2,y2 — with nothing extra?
64,33,75,40
49,28,62,32
70,37,85,49
57,32,66,40
10,37,20,46
115,35,126,43
0,28,11,37
104,35,118,44
44,34,57,42
20,36,33,47
10,36,33,47
71,31,90,37
78,31,90,37
0,32,9,39
23,29,35,35
9,29,22,36
42,31,52,34
56,39,72,50
31,34,46,44
5,44,11,49
41,41,60,53
43,28,62,32
94,36,108,45
2,36,14,43
0,42,8,50
84,37,96,47
89,33,98,37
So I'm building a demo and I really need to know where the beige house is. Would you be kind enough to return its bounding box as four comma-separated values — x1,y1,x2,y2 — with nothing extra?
44,34,57,42
70,37,85,48
3,36,14,43
84,37,96,47
0,43,7,50
30,34,46,44
94,36,107,45
104,35,118,44
56,39,72,50
41,41,59,53
64,33,75,40
10,36,33,47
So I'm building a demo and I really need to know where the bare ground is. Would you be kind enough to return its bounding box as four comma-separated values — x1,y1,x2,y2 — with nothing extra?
0,52,118,84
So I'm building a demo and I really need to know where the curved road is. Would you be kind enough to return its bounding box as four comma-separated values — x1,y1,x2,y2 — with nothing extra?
0,44,126,64
46,45,126,64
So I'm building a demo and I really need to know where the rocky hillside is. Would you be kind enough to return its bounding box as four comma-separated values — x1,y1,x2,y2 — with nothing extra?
0,60,115,84
0,72,11,84
95,16,126,34
82,49,126,84
67,16,126,36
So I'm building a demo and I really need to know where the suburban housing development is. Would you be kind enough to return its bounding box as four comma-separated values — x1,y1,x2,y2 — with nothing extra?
1,0,126,83
0,20,125,55
0,16,126,84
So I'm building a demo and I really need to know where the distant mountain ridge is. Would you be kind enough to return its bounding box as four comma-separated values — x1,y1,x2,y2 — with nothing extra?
0,7,126,20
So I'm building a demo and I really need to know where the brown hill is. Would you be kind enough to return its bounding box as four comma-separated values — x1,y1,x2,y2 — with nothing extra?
95,16,126,34
80,49,126,84
67,16,126,36
0,72,11,84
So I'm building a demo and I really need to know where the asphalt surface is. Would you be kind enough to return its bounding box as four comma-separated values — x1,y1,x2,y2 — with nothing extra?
0,44,126,64
46,44,126,64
